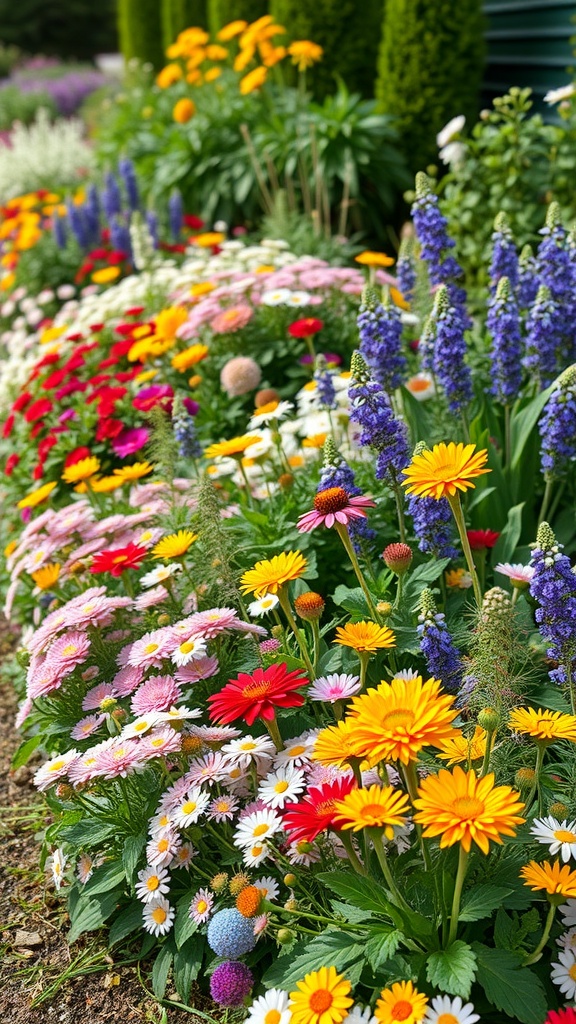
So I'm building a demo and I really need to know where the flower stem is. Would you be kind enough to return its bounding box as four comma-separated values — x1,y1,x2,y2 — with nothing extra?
338,831,368,876
447,493,483,608
335,523,380,622
357,651,370,692
368,828,412,912
277,588,315,679
389,469,407,544
526,743,545,815
538,479,553,527
403,761,432,872
264,716,283,752
448,846,469,946
524,901,556,965
479,730,496,778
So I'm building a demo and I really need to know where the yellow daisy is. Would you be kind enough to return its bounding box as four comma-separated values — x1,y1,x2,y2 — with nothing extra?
509,707,576,745
520,860,576,899
333,785,410,836
312,720,365,770
113,461,154,483
30,563,61,590
61,456,101,484
17,480,57,509
402,442,490,500
240,551,307,598
171,344,209,372
354,250,395,268
437,725,488,766
289,966,353,1024
152,530,198,560
204,434,262,459
333,621,395,654
375,981,428,1024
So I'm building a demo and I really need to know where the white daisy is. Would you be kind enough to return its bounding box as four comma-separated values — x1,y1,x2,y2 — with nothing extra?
243,842,272,867
148,810,175,837
155,705,202,726
173,787,210,827
234,809,284,849
392,668,420,681
287,290,311,306
342,1006,377,1024
34,748,79,791
286,840,321,866
208,794,240,821
49,847,67,891
221,735,276,771
530,816,576,862
246,988,290,1024
405,374,435,402
254,875,280,902
260,288,292,306
558,927,576,951
248,594,280,618
545,83,576,105
258,765,305,809
171,635,208,667
146,831,181,867
142,896,175,936
551,947,576,998
436,114,466,148
122,713,162,739
140,564,182,589
423,995,479,1024
135,864,171,903
273,732,317,767
248,401,293,429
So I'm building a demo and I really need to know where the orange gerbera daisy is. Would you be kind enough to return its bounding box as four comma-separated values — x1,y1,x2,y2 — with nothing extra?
509,707,576,745
240,551,307,598
312,720,364,769
520,860,576,899
333,620,395,654
354,250,395,268
402,442,490,500
413,765,525,853
346,675,459,765
333,785,410,836
375,980,428,1024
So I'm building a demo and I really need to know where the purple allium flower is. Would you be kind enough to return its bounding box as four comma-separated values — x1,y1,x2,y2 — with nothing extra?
406,492,459,559
411,172,469,318
430,284,473,415
490,212,519,293
313,355,336,409
348,351,410,482
357,285,406,393
523,284,563,389
112,426,149,458
206,908,256,957
539,365,576,480
530,521,576,686
318,437,376,548
396,237,416,304
517,243,539,309
210,961,253,1006
169,189,184,240
173,408,202,459
119,158,140,212
487,276,524,404
418,588,463,692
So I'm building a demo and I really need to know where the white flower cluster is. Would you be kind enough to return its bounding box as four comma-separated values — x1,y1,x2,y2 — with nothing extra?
0,109,95,203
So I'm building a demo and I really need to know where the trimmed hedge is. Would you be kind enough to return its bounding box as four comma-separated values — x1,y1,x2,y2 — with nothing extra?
0,0,117,60
118,0,165,68
207,0,268,35
376,0,485,173
162,0,208,50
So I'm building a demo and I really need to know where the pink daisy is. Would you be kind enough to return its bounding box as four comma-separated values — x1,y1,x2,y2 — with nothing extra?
210,304,253,334
15,696,33,729
45,630,91,674
71,714,106,740
495,562,535,588
34,749,79,791
185,751,229,786
208,794,239,822
189,887,214,923
27,657,62,699
68,738,116,785
131,675,182,715
134,585,169,610
82,682,120,712
146,830,181,867
297,487,376,532
112,664,145,696
177,607,242,638
308,673,361,703
128,629,175,669
174,655,219,684
171,842,196,869
139,727,183,759
91,737,145,779
186,723,241,743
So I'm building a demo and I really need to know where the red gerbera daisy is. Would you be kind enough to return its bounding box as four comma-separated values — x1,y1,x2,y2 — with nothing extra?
282,777,356,843
90,543,148,577
208,663,308,726
288,318,324,339
467,529,500,550
546,1011,576,1024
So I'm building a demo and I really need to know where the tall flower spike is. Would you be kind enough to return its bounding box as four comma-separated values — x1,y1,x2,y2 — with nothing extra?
487,276,524,404
536,201,574,353
530,522,576,695
313,354,336,409
539,364,576,481
348,352,410,482
418,587,464,692
357,285,407,393
490,212,519,293
517,243,539,309
429,284,473,416
396,236,417,305
523,283,564,389
319,440,376,548
411,172,469,319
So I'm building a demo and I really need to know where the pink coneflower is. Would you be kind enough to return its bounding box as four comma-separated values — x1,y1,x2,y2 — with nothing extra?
134,585,170,610
308,673,361,703
112,664,145,696
210,304,253,334
45,630,91,674
34,748,79,791
127,628,175,669
297,487,376,532
139,727,183,759
91,737,145,779
175,655,220,684
495,562,535,588
131,675,182,715
185,751,229,785
71,714,106,740
189,887,214,923
208,794,239,822
82,682,120,712
112,426,150,457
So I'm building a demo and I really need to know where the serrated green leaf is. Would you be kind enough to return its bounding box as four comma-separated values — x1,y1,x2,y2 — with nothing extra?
317,871,392,914
459,884,513,922
60,818,118,846
472,943,548,1024
108,900,143,946
330,900,372,924
152,941,174,1000
263,930,365,988
365,928,402,969
426,941,477,999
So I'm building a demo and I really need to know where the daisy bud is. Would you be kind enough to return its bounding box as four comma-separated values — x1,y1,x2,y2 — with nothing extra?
284,898,298,911
278,473,294,491
383,542,413,575
277,928,294,944
229,872,251,895
211,872,229,893
271,625,284,639
376,600,393,617
255,388,280,407
477,707,499,732
16,649,30,668
100,697,117,712
56,783,74,799
515,767,536,789
111,708,127,723
157,613,171,626
550,801,570,819
294,592,325,621
283,873,296,887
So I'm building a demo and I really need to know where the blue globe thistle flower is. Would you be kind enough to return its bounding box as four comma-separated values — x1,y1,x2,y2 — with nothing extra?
210,961,254,1006
539,364,576,481
429,285,473,416
357,285,406,393
418,588,463,692
490,212,518,293
396,236,416,305
487,276,524,404
530,521,576,686
348,352,410,482
523,284,563,389
517,243,538,310
206,908,256,958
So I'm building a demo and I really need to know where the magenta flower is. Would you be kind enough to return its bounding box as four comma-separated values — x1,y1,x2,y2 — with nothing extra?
297,486,376,532
132,384,173,413
112,426,150,457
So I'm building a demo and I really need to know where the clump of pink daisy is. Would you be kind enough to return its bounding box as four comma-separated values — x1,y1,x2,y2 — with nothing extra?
71,714,106,740
127,628,176,669
307,673,362,703
112,664,145,696
210,304,253,335
91,737,145,779
139,727,183,759
134,585,169,610
45,630,91,675
175,655,220,684
297,487,376,532
131,675,182,715
82,682,120,712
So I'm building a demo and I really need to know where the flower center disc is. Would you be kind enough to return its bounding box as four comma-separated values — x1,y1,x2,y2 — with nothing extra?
391,1001,413,1022
309,990,333,1014
265,1011,281,1024
438,1015,459,1024
569,964,576,981
381,709,415,731
555,829,576,843
242,680,272,699
315,799,336,817
313,487,349,514
451,796,485,818
360,804,388,822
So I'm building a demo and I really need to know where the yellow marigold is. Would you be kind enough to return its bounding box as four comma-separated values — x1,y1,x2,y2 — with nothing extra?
156,63,183,88
333,785,410,836
289,967,353,1024
172,344,209,372
30,563,61,590
240,550,307,598
113,461,154,482
260,43,287,68
61,456,101,484
288,40,324,71
89,475,123,493
375,981,428,1024
217,19,248,42
520,860,576,899
312,720,364,769
188,374,202,388
509,706,576,745
240,65,267,95
173,98,196,123
204,434,261,459
206,44,228,61
347,675,458,765
205,67,222,82
155,306,188,340
413,765,525,853
333,620,395,654
17,480,57,509
191,232,226,248
186,70,202,85
302,433,327,449
402,442,490,500
234,46,255,72
354,250,394,268
91,266,121,285
437,725,488,767
152,530,198,560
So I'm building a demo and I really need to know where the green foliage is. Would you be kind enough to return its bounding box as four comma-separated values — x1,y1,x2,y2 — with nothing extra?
0,42,22,77
270,0,384,98
426,942,477,999
207,0,267,35
118,0,165,68
376,0,485,173
162,0,208,51
472,944,548,1024
0,0,117,60
0,84,57,130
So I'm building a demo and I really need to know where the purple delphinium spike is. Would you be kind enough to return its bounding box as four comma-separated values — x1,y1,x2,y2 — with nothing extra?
523,284,563,389
348,351,410,482
536,203,574,357
52,212,67,249
173,408,202,459
313,354,337,409
396,236,416,304
119,159,140,212
357,285,406,393
109,216,132,260
146,211,159,249
517,243,538,310
169,189,184,240
66,201,88,249
407,492,459,559
430,284,473,415
84,184,101,246
418,588,463,692
319,437,376,548
490,212,518,293
102,172,122,220
487,276,524,404
530,521,576,687
411,172,469,320
539,364,576,481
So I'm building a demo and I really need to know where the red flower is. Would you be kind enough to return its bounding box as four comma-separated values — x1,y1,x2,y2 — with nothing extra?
5,453,19,475
90,543,148,577
546,1012,576,1024
89,323,105,333
24,398,53,423
288,318,324,339
12,391,32,413
108,249,128,264
208,663,308,726
96,418,124,441
41,368,68,391
467,529,500,551
38,436,57,460
66,332,84,342
88,247,109,260
64,446,91,468
282,777,356,843
32,462,44,480
184,215,205,229
124,306,145,317
2,414,14,438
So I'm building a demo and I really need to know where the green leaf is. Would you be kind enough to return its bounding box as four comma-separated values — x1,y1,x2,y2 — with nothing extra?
173,935,203,1003
262,930,365,989
81,861,126,896
510,386,554,471
317,871,392,914
459,884,513,922
108,901,143,946
60,818,118,846
11,734,42,770
174,896,198,950
492,503,525,565
151,941,174,1000
426,941,477,999
122,834,146,885
68,889,121,944
330,900,372,924
472,943,548,1024
332,584,370,616
365,928,402,969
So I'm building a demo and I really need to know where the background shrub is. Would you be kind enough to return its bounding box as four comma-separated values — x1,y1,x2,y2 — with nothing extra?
162,0,208,51
207,0,268,34
118,0,164,68
0,0,117,60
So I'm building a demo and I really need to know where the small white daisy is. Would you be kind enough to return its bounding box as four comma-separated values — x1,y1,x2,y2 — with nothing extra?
248,401,293,430
273,732,317,768
142,896,175,936
248,594,280,618
551,947,576,998
171,636,208,667
258,765,306,809
243,842,272,867
423,995,479,1024
155,705,202,725
234,809,284,849
34,749,80,791
342,1006,377,1024
173,787,210,827
254,875,280,902
557,927,576,951
221,735,276,771
189,887,214,923
49,847,67,891
140,564,182,589
146,831,180,867
530,816,576,862
246,988,290,1024
122,713,162,739
135,864,171,903
261,288,292,306
148,811,175,837
287,840,322,866
287,290,311,306
393,668,420,681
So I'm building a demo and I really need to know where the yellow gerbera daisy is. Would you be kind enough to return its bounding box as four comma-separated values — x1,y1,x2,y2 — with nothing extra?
333,785,410,836
171,344,209,372
92,266,121,285
520,860,576,899
402,442,490,500
287,40,324,72
289,966,353,1024
240,551,307,598
89,475,123,493
17,480,57,509
333,621,395,654
152,530,198,560
30,563,61,590
509,706,576,745
354,250,395,268
375,981,428,1024
61,456,101,484
437,725,488,766
113,462,154,482
347,675,458,766
204,434,262,459
413,765,525,854
312,720,365,770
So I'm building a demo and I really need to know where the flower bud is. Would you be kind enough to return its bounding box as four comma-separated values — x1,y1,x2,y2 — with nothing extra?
211,872,229,893
477,707,499,732
550,802,570,819
515,767,536,789
56,783,74,800
284,898,298,912
283,873,297,887
229,872,250,895
376,600,392,617
383,542,413,575
277,928,294,944
278,473,294,491
294,592,325,621
255,388,280,408
111,708,127,723
271,625,284,639
157,613,171,626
